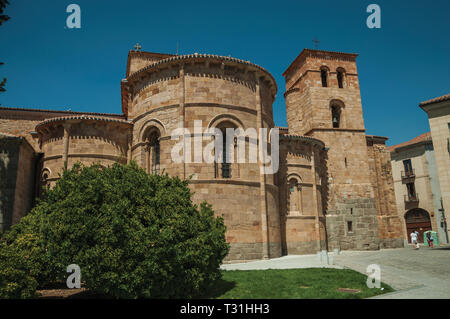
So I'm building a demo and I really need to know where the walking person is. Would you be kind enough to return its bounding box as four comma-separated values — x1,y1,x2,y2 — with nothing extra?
415,230,420,248
410,230,419,250
426,232,434,248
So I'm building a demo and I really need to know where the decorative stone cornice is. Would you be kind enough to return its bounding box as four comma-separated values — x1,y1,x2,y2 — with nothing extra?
280,134,325,148
0,106,125,121
284,87,300,98
303,128,365,135
36,115,132,132
126,53,277,95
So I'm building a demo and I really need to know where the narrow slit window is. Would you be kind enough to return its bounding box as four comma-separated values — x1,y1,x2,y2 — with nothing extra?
221,127,232,178
337,70,344,88
321,69,328,87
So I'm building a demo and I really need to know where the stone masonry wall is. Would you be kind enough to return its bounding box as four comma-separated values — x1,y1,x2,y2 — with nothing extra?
128,55,280,261
0,136,20,232
326,198,380,250
0,136,36,232
366,137,404,248
283,50,384,252
12,141,36,225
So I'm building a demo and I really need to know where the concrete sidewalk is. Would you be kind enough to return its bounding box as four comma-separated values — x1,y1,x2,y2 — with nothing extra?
221,253,342,271
332,247,450,299
221,246,450,299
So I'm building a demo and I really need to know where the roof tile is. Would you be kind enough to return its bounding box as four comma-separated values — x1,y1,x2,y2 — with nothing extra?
387,132,431,152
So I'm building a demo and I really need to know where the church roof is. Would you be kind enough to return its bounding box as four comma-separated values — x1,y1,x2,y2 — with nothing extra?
127,53,277,90
35,115,131,130
126,50,175,77
283,49,358,77
0,106,125,120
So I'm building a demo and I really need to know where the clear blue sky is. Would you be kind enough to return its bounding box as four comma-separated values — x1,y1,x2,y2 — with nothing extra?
1,0,449,146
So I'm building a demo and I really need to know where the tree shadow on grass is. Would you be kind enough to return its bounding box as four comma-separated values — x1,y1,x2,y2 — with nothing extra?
66,279,236,299
37,278,237,299
196,278,236,299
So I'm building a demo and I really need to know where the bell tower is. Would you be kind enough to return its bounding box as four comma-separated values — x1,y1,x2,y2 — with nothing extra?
283,49,381,251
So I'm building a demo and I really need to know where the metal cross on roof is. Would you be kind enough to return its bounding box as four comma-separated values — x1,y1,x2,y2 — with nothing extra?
312,37,320,49
134,43,142,51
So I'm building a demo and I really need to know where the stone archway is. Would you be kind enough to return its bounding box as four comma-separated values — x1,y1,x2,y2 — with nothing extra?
405,208,432,243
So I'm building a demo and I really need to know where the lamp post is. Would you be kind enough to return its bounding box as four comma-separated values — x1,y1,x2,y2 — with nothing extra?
439,198,449,244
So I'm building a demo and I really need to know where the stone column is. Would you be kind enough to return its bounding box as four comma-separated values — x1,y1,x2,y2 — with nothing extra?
149,144,154,173
179,65,186,179
62,123,71,169
127,128,132,164
311,144,321,251
256,76,270,259
298,185,302,214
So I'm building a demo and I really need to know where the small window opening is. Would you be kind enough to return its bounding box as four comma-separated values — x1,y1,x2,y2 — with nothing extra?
220,127,232,179
331,106,341,128
337,70,344,88
321,69,328,87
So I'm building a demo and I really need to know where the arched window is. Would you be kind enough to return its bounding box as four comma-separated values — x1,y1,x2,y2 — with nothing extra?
330,100,345,129
145,129,160,174
331,105,341,128
288,177,302,215
216,122,236,179
336,67,345,88
40,168,51,195
320,67,329,88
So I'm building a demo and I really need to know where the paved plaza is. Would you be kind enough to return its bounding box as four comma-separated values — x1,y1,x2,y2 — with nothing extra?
334,246,450,299
222,245,450,299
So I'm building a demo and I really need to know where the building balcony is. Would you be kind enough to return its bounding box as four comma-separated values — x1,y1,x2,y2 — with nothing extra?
404,193,419,203
401,169,415,180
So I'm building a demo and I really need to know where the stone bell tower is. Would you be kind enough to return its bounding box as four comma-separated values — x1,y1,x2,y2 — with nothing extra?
283,49,381,251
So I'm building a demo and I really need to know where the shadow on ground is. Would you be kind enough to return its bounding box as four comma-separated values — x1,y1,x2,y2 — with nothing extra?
433,246,450,251
197,279,236,298
37,279,237,299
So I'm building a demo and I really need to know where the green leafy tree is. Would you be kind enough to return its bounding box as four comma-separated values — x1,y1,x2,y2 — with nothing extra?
0,240,38,299
1,162,229,298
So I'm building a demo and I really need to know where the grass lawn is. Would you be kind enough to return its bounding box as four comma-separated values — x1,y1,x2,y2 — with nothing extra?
203,268,394,299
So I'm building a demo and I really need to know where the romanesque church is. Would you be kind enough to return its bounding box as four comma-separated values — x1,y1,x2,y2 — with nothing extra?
0,48,404,261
